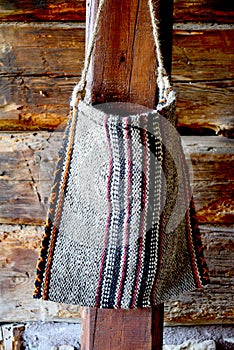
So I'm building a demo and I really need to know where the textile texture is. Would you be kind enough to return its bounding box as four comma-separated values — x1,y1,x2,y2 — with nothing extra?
34,95,209,308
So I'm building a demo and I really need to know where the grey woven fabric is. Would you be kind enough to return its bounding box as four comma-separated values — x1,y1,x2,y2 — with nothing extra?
34,95,209,308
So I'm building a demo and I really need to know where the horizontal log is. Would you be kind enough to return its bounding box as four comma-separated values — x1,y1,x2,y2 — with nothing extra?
0,0,86,21
172,28,234,82
0,133,233,226
175,81,234,138
0,224,81,322
173,0,234,23
0,224,233,323
0,24,233,135
164,225,234,325
0,77,233,136
0,24,233,82
0,23,85,76
0,0,233,23
182,137,234,224
0,76,72,131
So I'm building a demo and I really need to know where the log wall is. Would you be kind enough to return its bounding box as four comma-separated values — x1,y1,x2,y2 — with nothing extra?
0,0,233,324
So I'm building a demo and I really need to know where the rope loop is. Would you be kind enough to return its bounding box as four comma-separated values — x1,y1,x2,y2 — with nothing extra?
71,0,171,108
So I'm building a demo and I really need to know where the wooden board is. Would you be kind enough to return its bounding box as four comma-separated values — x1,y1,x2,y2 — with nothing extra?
0,133,233,225
0,77,233,136
0,23,85,76
0,224,233,324
85,0,159,107
164,225,234,325
182,137,234,225
80,305,163,349
0,24,233,135
81,308,152,350
0,24,232,80
173,28,234,82
0,0,233,23
173,0,234,23
0,224,81,322
0,0,86,21
175,81,234,138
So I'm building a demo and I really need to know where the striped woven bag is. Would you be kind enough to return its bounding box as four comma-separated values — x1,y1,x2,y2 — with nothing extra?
33,0,209,308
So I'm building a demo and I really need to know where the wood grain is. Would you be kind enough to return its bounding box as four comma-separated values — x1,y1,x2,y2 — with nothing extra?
85,0,158,107
81,308,152,350
0,224,233,323
0,24,233,135
173,0,234,23
0,76,73,131
0,0,233,23
0,0,86,21
0,23,85,76
0,77,233,136
0,224,81,322
175,81,234,138
164,225,234,325
182,137,234,225
172,29,234,82
0,133,233,225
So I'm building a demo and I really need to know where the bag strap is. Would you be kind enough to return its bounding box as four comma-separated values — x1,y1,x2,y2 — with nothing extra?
70,0,171,108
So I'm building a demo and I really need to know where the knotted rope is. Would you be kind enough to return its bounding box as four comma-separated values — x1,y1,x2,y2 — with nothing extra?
71,0,171,107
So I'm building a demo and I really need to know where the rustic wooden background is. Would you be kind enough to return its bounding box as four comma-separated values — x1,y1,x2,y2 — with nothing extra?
0,0,233,324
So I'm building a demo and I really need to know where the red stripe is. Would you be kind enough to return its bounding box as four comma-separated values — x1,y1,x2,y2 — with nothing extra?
130,115,148,308
116,118,131,306
95,115,113,307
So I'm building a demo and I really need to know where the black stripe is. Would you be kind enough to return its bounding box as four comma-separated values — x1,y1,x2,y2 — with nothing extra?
117,117,133,306
136,112,157,307
96,117,113,307
108,118,126,307
129,115,147,307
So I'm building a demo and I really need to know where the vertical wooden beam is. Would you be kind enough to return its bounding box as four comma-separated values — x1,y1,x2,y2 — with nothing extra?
81,0,174,349
81,308,152,350
86,0,158,107
152,304,164,349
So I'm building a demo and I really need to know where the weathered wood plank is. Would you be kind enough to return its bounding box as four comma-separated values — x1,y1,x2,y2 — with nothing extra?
0,23,85,77
0,0,233,23
173,0,234,23
172,28,234,82
0,77,233,136
0,224,233,323
0,0,86,21
0,131,61,224
182,137,234,225
1,25,232,82
81,308,152,350
0,224,81,322
0,133,233,225
175,81,234,138
0,25,233,134
0,76,73,131
164,225,234,325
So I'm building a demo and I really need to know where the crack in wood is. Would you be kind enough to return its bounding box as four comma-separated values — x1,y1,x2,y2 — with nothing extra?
128,0,140,101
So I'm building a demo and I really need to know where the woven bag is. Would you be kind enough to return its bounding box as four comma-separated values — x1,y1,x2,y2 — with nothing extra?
33,0,209,308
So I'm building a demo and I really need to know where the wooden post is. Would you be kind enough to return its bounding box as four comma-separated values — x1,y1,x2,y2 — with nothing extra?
81,0,174,349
